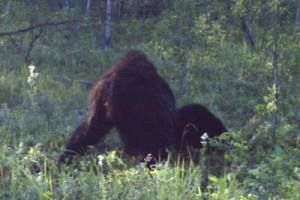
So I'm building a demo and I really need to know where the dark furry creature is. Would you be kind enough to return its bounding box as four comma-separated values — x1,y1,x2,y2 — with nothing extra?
174,103,227,153
58,51,176,164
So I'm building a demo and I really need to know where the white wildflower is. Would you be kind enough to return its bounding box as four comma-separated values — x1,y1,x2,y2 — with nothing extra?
259,185,266,192
27,65,39,93
144,153,153,162
27,65,39,83
248,193,257,198
201,132,209,141
36,172,43,183
227,174,231,182
201,132,209,145
98,155,104,166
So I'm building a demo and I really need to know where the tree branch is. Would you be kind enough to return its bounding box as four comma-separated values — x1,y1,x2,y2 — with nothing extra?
272,2,280,143
0,20,79,37
25,27,43,62
241,16,255,49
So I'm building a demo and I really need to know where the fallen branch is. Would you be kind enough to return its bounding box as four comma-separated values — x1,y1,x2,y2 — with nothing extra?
0,19,79,37
25,27,43,62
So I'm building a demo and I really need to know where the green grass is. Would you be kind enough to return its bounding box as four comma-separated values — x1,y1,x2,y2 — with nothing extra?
0,127,299,199
0,60,299,200
0,145,248,200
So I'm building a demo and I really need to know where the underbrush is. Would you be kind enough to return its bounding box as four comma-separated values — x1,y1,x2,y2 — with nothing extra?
0,52,299,199
0,98,299,199
0,137,299,200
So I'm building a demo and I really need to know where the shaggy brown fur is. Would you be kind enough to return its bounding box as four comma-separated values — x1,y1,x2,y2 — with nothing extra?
58,51,176,164
175,103,227,152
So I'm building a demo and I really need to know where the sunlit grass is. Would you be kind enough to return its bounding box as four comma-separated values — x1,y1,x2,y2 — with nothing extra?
0,49,299,199
1,132,299,200
0,142,251,200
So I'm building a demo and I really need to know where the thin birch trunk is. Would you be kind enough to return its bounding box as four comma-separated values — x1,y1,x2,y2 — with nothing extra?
272,5,279,143
4,0,12,16
86,0,91,14
296,3,300,27
104,0,112,50
64,0,70,9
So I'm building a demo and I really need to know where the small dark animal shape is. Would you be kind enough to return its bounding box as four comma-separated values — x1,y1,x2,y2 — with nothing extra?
58,51,176,164
175,103,227,153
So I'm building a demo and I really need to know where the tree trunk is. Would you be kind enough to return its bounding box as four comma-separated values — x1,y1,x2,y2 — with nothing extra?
64,0,70,9
296,3,300,27
4,0,12,16
86,0,91,14
272,5,279,143
242,16,255,49
104,0,112,50
118,0,125,19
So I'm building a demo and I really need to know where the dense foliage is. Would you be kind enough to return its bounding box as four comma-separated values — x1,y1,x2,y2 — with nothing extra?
0,0,299,199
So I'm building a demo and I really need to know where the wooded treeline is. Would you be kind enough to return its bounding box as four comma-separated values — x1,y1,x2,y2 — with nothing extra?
1,1,299,53
1,0,299,135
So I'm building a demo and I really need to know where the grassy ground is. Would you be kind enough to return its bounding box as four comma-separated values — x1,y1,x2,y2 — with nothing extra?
0,63,299,200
